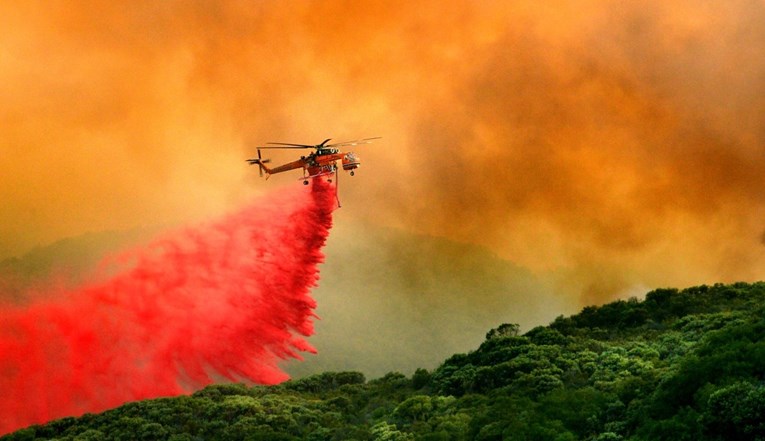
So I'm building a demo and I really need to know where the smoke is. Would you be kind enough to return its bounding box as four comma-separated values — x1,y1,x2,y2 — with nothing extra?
381,2,764,295
2,1,765,331
288,219,566,379
346,0,765,302
0,180,335,434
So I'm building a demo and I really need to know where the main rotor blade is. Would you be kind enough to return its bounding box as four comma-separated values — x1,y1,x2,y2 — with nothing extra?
325,137,381,148
258,144,313,149
266,142,315,148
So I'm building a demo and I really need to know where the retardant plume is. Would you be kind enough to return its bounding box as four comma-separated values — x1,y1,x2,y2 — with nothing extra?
0,180,335,434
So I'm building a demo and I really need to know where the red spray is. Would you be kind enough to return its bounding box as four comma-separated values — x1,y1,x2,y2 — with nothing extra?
0,180,336,434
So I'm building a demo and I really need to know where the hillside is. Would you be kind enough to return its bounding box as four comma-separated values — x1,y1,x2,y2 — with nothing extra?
0,221,567,380
293,219,565,378
4,281,765,440
0,228,157,301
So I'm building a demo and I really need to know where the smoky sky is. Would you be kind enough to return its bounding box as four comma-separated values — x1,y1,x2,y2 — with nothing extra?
2,0,765,305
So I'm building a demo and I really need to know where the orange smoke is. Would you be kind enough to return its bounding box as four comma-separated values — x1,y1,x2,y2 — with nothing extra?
1,0,764,305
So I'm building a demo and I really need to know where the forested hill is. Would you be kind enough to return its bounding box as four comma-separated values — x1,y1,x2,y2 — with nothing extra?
5,282,765,441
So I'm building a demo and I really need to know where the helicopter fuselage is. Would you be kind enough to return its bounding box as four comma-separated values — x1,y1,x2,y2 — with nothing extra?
247,137,378,206
263,150,360,178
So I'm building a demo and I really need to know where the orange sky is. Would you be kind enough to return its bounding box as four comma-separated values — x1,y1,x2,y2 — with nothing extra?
2,0,765,306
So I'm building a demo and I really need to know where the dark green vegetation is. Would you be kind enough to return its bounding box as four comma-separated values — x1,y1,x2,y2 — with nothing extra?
6,281,765,440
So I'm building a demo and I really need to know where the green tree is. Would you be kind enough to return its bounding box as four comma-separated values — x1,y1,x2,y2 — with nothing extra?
703,381,765,440
393,395,433,423
370,422,414,441
412,368,432,390
485,323,520,340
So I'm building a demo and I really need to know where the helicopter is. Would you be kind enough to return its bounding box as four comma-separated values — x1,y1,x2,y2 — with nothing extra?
247,137,380,182
247,136,381,207
247,137,380,204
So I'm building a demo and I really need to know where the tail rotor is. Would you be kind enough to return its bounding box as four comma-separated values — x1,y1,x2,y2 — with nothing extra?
247,149,271,177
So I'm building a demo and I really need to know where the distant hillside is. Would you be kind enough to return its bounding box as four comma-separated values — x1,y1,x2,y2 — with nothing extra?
0,219,567,380
294,219,566,378
0,228,157,301
5,281,765,440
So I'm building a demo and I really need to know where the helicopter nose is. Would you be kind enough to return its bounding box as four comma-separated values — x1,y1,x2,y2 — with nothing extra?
342,153,360,170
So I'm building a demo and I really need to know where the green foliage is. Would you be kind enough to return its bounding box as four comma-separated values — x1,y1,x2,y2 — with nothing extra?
484,323,519,340
703,381,765,440
283,371,366,394
7,282,765,441
411,368,432,390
